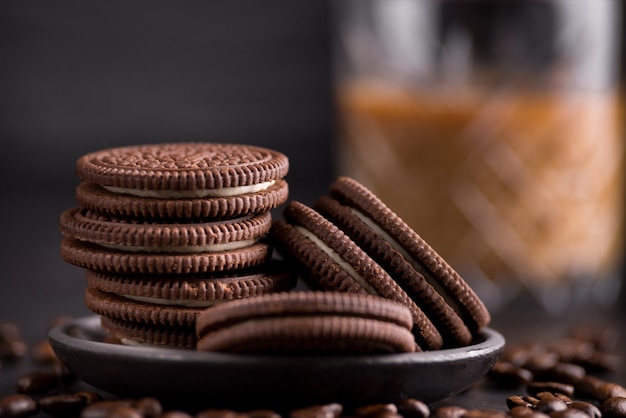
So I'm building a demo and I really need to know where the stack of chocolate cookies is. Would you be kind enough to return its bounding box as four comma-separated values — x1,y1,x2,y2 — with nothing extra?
59,143,297,347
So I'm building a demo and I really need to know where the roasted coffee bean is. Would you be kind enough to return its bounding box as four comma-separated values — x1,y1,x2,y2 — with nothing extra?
595,383,626,403
30,340,58,365
548,409,591,418
535,398,567,414
574,376,606,399
75,391,103,405
159,412,194,418
108,406,143,418
39,393,87,417
0,394,38,417
521,396,540,407
80,400,134,418
507,396,535,409
601,397,626,418
535,363,586,385
430,406,465,418
290,404,342,418
0,323,27,362
548,339,594,363
525,353,560,373
553,394,572,404
396,398,430,418
135,397,162,418
247,409,282,418
577,351,623,373
354,403,398,416
15,370,60,394
488,362,534,388
508,406,550,417
527,382,575,398
568,401,602,418
51,361,76,385
500,347,531,368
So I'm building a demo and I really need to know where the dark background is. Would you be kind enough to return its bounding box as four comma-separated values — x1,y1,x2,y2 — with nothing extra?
0,1,333,340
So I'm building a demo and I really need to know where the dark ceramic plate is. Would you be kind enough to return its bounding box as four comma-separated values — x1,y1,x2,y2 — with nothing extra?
49,316,504,410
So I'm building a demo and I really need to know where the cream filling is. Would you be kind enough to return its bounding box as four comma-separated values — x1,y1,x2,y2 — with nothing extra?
100,239,257,253
103,180,275,199
349,207,465,317
122,294,223,308
294,226,379,295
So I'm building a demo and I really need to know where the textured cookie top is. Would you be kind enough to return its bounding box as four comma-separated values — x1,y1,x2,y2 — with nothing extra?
76,143,289,192
328,177,491,332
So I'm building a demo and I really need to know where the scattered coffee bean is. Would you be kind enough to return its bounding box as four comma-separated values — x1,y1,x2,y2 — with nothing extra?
135,397,162,418
196,409,242,418
30,340,58,365
535,363,586,385
601,397,626,417
80,400,134,418
548,409,590,418
395,398,430,418
500,346,531,368
75,390,103,405
15,370,60,394
39,393,87,417
535,398,567,414
508,405,551,417
0,394,38,417
354,403,397,416
548,339,594,364
0,323,28,363
108,405,143,418
159,412,194,418
488,362,534,388
527,382,575,398
568,401,602,418
507,396,535,409
290,404,343,418
521,396,540,406
573,375,606,399
595,383,626,403
577,351,623,373
524,353,560,374
461,409,508,417
430,406,465,418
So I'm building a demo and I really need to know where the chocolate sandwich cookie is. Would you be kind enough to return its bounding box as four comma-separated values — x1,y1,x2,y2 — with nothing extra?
99,315,197,348
324,177,490,335
59,209,272,274
271,202,443,350
74,142,289,219
196,291,417,354
75,180,289,220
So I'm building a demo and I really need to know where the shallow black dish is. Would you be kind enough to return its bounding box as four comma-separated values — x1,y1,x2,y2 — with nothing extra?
49,316,504,409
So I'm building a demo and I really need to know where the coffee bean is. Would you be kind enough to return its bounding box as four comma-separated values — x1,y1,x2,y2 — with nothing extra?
75,391,103,405
535,363,586,385
290,404,342,418
354,403,397,416
525,353,560,374
535,398,567,414
508,405,551,417
80,400,133,418
396,398,430,418
430,406,465,418
527,382,575,398
553,394,572,404
15,370,60,394
135,397,162,418
500,346,531,368
595,383,626,403
507,396,535,409
488,362,534,388
577,351,623,373
51,361,76,385
0,394,38,417
548,409,591,418
39,393,87,417
108,406,143,418
568,401,602,418
522,396,540,406
30,340,58,365
548,339,594,363
601,397,626,417
574,376,606,399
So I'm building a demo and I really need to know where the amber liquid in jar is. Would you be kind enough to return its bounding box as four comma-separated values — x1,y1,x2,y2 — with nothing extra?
336,82,624,308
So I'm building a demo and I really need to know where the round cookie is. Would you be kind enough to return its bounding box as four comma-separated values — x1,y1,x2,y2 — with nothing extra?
84,262,298,306
60,208,272,251
314,195,472,348
196,291,417,354
270,201,444,351
99,316,197,348
75,180,289,219
76,142,289,194
326,177,491,334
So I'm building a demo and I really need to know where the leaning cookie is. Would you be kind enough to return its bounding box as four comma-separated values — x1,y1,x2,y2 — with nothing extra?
270,201,443,351
74,142,289,219
196,291,417,354
323,177,491,337
59,209,272,274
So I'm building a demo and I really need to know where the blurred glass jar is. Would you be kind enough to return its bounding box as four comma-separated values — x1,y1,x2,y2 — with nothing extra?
332,0,624,313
